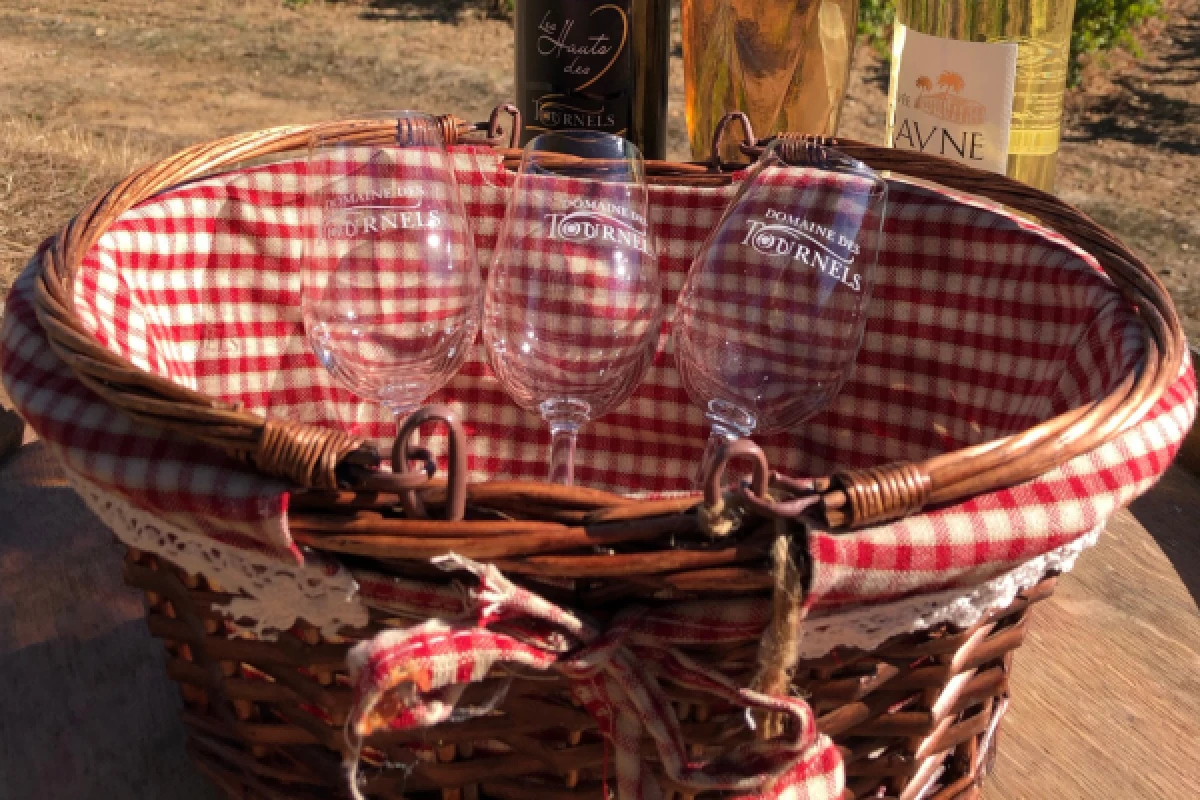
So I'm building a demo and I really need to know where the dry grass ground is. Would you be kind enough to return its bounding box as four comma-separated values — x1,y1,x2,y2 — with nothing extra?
0,0,518,287
0,118,169,294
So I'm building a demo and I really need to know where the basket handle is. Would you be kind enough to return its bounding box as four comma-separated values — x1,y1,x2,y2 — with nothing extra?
31,116,488,494
758,134,1182,528
30,111,1186,527
33,122,408,490
696,127,1182,528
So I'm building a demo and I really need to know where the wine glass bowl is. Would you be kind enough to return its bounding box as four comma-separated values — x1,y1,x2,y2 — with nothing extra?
484,131,663,485
674,139,887,480
301,111,481,429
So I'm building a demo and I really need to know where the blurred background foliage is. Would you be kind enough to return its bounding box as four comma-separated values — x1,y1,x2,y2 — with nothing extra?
856,0,1164,83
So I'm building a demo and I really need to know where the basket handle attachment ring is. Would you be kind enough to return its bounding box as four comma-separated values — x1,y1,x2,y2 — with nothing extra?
709,112,757,172
435,104,520,150
391,404,469,522
699,439,771,535
484,103,522,150
702,438,770,508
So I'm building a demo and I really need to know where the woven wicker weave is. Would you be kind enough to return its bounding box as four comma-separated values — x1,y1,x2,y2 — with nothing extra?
23,108,1189,800
126,548,1053,800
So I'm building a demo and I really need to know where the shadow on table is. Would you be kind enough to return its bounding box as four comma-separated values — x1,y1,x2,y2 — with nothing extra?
0,446,221,800
1063,14,1200,156
1128,465,1200,608
0,619,221,800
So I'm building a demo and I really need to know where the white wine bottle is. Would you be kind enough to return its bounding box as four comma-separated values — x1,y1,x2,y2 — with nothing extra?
885,0,1076,191
682,0,859,162
515,0,672,159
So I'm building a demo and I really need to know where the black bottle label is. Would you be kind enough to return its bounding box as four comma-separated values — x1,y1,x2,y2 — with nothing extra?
520,0,632,137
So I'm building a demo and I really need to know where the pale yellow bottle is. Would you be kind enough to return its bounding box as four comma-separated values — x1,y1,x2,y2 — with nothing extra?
683,0,859,162
885,0,1076,191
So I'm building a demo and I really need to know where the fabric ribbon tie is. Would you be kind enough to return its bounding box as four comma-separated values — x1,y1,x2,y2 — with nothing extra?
345,554,843,799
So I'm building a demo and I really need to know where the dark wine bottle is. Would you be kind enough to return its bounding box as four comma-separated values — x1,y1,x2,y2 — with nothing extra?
515,0,671,160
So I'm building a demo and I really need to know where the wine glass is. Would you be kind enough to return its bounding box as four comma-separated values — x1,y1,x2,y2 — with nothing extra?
483,131,663,485
301,111,481,451
674,138,887,483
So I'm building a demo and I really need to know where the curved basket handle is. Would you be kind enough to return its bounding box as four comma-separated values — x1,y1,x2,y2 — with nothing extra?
742,133,1184,529
29,110,1186,525
33,121,399,490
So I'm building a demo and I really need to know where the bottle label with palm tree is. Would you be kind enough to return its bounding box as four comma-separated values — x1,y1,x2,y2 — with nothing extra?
887,26,1017,175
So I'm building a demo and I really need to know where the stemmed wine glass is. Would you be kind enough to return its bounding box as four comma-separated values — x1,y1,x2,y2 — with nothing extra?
674,138,887,482
483,131,664,485
301,111,481,451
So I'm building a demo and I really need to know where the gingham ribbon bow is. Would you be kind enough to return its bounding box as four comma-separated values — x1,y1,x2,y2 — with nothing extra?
346,554,843,800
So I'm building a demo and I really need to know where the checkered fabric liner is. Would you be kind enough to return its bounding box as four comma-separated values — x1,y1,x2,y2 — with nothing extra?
2,146,1195,609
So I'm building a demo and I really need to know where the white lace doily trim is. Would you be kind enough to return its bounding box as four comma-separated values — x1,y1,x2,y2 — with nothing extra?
66,470,369,638
795,528,1101,658
64,466,1096,653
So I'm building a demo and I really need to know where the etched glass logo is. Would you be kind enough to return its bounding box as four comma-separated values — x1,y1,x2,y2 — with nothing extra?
741,208,864,292
322,186,438,239
543,198,650,254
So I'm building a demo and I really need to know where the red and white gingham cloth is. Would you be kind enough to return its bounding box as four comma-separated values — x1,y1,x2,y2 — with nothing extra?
346,554,842,800
1,146,1195,607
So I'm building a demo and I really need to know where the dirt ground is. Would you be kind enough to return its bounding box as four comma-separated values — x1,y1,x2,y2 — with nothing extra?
1,0,1197,335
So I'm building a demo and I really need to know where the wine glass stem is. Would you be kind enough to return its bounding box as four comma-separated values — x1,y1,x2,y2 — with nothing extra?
548,424,579,486
697,423,740,488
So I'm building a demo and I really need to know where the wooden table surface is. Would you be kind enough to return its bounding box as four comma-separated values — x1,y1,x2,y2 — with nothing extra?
0,415,1197,799
984,466,1200,798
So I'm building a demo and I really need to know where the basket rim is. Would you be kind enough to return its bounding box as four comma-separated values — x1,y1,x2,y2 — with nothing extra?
29,108,1186,534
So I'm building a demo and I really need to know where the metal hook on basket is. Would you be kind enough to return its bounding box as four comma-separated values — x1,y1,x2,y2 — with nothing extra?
703,438,770,506
700,439,771,535
482,103,522,149
393,404,469,521
709,112,757,172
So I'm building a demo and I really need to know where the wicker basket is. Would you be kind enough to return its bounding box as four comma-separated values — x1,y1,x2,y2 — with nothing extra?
9,107,1192,800
122,547,1055,800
